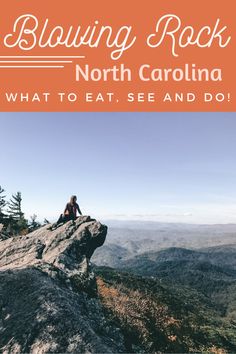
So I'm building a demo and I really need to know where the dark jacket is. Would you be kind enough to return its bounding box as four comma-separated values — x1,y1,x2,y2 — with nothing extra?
64,202,82,219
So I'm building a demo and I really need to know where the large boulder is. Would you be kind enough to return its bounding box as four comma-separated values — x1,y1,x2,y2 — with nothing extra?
0,216,125,353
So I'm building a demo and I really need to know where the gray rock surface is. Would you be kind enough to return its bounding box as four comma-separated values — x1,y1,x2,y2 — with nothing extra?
0,216,125,353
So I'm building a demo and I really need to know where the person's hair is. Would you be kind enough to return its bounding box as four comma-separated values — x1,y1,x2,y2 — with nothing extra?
70,195,77,204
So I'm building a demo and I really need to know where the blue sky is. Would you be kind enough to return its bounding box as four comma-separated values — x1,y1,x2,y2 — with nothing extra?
0,112,236,224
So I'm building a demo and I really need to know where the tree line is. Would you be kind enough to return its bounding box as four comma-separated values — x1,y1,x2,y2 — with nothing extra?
0,185,48,237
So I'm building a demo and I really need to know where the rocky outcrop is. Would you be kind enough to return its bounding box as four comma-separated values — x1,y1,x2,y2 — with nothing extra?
0,216,125,353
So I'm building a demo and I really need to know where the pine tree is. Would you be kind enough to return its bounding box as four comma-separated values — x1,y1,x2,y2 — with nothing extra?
8,192,24,220
28,214,41,231
7,192,27,235
0,186,6,213
0,186,6,223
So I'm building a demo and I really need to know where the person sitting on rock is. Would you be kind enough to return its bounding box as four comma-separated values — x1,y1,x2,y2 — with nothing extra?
50,195,82,230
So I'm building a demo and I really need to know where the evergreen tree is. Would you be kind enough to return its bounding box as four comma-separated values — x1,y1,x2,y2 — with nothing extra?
28,214,41,231
8,192,24,220
0,186,6,213
0,186,6,223
7,192,27,235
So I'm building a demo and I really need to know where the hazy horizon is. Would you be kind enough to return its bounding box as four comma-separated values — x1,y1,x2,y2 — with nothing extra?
1,112,236,224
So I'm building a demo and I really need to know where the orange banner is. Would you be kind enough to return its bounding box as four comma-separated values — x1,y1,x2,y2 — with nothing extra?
0,0,235,111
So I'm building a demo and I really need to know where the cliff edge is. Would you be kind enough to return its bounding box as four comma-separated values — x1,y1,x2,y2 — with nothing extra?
0,216,125,353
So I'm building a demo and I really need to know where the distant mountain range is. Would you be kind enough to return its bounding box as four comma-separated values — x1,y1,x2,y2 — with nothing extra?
93,221,236,267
